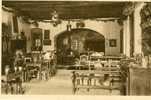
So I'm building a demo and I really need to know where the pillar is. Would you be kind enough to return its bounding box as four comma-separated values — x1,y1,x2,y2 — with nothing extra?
123,16,131,57
133,3,145,54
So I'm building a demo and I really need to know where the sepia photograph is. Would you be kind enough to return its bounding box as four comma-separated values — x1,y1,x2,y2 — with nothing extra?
1,0,151,96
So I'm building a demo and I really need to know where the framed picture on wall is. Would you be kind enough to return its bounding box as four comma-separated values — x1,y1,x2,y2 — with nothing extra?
44,30,50,39
109,39,117,47
43,40,51,45
44,29,51,45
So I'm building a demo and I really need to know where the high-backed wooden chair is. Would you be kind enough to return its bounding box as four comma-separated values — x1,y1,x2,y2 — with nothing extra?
80,55,88,65
79,55,89,70
24,57,32,63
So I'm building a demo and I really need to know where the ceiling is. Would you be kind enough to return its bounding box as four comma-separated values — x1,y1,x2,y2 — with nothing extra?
2,1,128,20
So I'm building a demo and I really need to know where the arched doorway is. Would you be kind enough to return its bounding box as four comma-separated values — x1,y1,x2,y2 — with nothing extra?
55,28,105,65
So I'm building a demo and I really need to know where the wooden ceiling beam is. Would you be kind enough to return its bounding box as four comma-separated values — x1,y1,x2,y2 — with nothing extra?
2,1,126,6
28,12,122,20
2,1,126,20
3,1,126,10
19,8,122,16
16,8,122,20
3,3,125,11
14,5,122,14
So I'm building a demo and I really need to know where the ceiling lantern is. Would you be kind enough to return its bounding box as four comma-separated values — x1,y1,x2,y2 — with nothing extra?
52,10,58,21
51,10,61,26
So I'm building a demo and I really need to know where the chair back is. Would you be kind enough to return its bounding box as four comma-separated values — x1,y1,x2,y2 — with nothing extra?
80,55,88,65
24,57,32,63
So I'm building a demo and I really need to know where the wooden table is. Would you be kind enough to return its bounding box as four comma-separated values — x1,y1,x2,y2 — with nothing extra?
71,64,85,70
90,56,123,61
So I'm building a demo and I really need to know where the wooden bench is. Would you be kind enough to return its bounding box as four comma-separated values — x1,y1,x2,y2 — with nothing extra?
72,69,122,94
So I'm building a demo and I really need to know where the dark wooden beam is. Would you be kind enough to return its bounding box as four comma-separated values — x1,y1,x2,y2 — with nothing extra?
2,1,126,20
2,1,126,6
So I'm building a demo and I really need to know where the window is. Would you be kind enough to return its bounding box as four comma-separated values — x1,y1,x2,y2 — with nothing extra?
71,39,79,50
35,39,41,47
63,38,68,45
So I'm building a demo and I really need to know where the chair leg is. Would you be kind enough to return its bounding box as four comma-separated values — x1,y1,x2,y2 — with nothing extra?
5,83,9,94
73,87,76,94
10,84,14,94
94,79,96,86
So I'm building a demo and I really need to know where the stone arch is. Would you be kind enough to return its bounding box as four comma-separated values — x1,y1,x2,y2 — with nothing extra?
55,28,105,65
54,28,105,50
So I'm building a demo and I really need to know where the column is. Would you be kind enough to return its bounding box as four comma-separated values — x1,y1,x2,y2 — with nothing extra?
123,16,131,57
133,3,145,54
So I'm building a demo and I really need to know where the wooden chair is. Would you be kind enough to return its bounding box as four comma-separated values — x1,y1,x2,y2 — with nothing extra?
41,60,50,81
24,57,32,82
80,55,88,62
24,57,32,63
80,55,89,70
